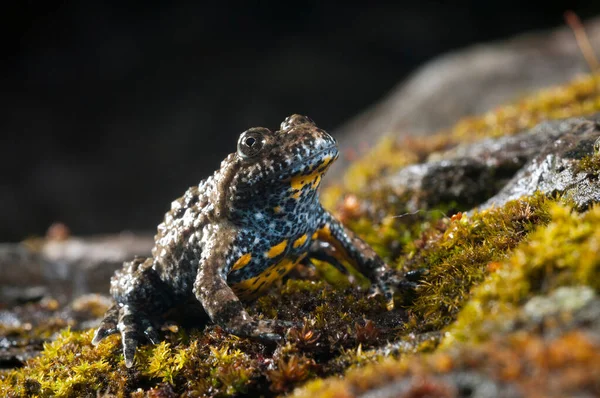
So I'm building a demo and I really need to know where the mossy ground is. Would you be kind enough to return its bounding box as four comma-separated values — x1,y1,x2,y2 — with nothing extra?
292,203,600,397
2,73,600,397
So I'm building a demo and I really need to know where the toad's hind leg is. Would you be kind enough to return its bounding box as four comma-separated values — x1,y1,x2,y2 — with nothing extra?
193,231,295,341
92,257,174,367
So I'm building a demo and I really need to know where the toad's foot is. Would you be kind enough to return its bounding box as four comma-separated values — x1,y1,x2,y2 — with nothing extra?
308,233,424,310
315,212,426,310
92,303,162,368
367,268,425,310
199,284,300,341
93,257,173,367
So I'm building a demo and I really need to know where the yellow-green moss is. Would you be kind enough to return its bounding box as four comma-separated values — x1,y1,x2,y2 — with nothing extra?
291,329,600,398
0,329,122,398
403,194,552,332
444,202,600,347
575,153,600,178
450,73,600,140
290,202,600,398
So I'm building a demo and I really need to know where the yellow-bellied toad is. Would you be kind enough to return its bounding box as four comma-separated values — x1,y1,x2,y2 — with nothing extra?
93,115,411,367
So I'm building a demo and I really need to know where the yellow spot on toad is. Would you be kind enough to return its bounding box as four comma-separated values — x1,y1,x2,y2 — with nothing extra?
231,254,307,300
273,206,283,214
293,234,308,248
289,168,326,194
231,253,252,271
266,239,288,258
316,224,358,268
316,224,332,240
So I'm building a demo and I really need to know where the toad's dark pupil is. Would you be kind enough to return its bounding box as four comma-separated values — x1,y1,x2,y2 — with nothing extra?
245,137,256,147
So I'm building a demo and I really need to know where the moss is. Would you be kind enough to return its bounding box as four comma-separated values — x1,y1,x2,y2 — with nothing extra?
0,279,401,397
444,202,600,346
290,203,600,398
403,194,552,332
575,153,600,178
341,136,442,193
449,73,600,140
291,329,600,398
0,329,122,398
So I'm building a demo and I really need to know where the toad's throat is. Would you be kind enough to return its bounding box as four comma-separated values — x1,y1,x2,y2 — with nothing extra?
287,151,338,196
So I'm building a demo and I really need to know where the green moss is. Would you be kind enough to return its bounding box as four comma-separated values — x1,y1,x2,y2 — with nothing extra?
291,329,600,398
0,278,400,396
450,73,600,140
575,153,600,178
290,202,600,398
0,329,122,398
341,137,421,193
444,202,600,346
403,194,552,332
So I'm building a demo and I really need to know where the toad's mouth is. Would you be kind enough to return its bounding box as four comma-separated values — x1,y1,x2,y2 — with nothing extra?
281,145,339,179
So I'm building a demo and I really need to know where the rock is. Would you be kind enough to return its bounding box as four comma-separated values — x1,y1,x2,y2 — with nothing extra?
480,119,600,210
523,286,596,323
0,232,153,306
329,17,600,178
3,26,600,394
378,114,600,211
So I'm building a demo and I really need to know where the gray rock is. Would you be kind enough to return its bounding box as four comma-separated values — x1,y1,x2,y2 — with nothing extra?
523,286,596,323
481,118,600,210
378,115,600,212
0,233,153,305
329,17,600,179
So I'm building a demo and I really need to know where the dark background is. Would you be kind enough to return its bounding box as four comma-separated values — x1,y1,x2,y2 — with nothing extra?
2,1,599,242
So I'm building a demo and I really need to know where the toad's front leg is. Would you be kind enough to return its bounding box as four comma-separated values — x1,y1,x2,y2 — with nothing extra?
193,224,294,341
92,257,175,367
314,211,416,309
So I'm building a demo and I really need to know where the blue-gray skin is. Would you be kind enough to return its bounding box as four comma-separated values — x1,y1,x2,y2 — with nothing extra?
92,115,410,367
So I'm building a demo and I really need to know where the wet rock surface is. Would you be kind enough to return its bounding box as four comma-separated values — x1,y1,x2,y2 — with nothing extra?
379,114,600,211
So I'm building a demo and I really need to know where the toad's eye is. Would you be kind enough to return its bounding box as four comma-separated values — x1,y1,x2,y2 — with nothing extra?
237,128,268,159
